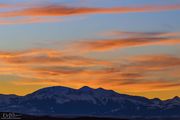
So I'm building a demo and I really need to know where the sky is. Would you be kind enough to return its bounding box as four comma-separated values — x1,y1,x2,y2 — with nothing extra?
0,0,180,100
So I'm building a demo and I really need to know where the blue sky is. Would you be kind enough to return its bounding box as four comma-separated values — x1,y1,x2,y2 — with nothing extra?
0,0,180,99
0,0,179,50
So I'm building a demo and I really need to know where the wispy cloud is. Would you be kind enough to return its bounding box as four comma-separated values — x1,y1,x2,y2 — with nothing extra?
0,3,179,24
1,4,180,17
72,31,180,52
129,54,180,69
100,31,180,38
0,49,109,66
73,38,168,52
0,49,62,58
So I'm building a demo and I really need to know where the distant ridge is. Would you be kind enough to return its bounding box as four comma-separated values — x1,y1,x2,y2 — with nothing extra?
0,86,180,118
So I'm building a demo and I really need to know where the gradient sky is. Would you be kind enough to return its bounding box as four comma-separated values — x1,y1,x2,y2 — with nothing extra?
0,0,180,100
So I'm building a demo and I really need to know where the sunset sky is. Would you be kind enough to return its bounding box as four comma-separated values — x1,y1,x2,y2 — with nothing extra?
0,0,180,100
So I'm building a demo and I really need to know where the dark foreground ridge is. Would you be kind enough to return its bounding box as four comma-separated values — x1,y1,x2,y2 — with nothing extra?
0,112,128,120
0,86,180,118
1,112,180,120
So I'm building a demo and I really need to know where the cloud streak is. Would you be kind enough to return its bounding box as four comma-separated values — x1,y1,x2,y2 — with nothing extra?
72,31,180,52
0,49,109,66
73,38,180,52
0,3,180,24
0,4,180,17
100,31,180,38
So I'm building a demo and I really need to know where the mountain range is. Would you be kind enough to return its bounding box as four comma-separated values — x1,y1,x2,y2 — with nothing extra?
0,86,180,118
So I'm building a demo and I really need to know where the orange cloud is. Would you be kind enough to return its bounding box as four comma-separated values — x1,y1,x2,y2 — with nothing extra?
0,4,180,17
73,38,180,52
0,49,62,58
0,49,109,66
72,31,180,52
0,4,179,24
0,48,111,80
128,54,180,70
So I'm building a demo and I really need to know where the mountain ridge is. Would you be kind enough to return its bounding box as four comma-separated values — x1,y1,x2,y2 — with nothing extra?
0,86,180,117
1,86,178,101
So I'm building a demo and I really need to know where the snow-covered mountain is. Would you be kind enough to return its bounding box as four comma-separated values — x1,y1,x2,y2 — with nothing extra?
0,86,180,117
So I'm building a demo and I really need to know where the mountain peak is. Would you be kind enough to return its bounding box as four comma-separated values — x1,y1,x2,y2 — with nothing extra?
172,96,180,101
38,86,72,91
96,87,105,91
27,86,74,96
79,86,94,92
173,96,180,99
